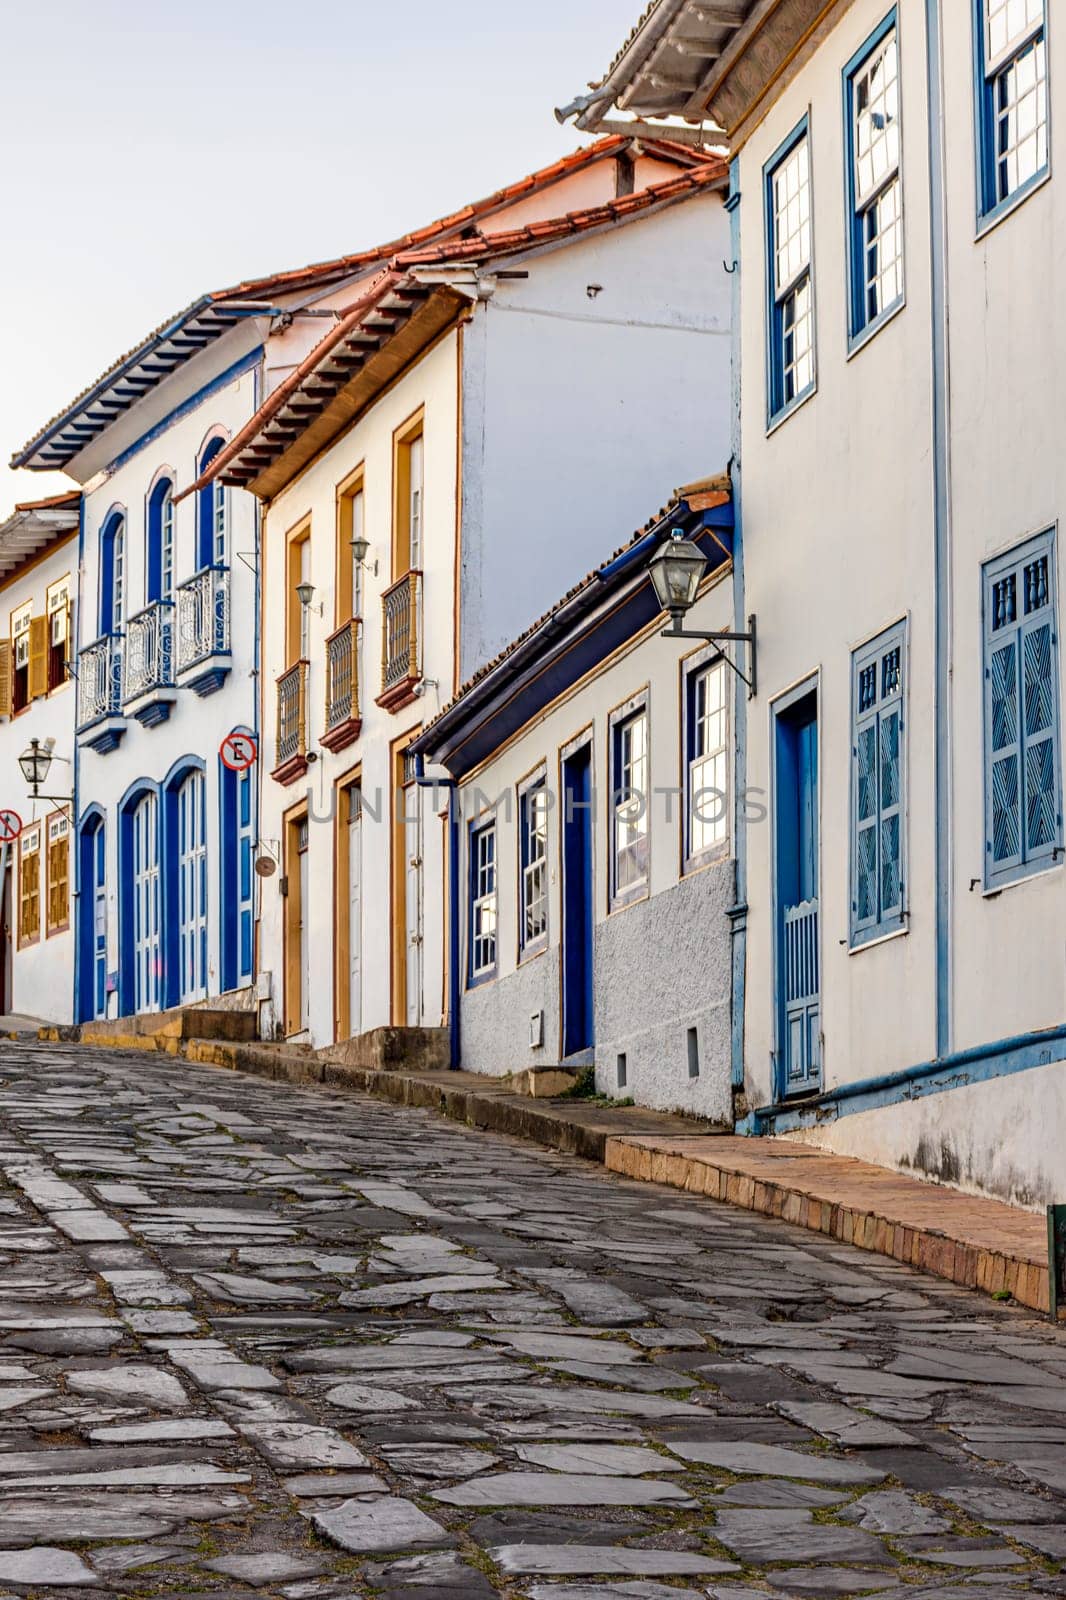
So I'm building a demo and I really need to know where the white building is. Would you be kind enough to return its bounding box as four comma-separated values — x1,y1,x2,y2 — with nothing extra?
199,138,733,1052
574,0,1065,1205
412,477,742,1120
0,493,79,1021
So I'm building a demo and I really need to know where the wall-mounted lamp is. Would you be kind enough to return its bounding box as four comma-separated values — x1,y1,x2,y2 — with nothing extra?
350,536,379,577
296,581,323,616
18,737,73,803
648,531,758,698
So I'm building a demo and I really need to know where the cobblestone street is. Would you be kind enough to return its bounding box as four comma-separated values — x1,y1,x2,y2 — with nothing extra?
0,1042,1060,1597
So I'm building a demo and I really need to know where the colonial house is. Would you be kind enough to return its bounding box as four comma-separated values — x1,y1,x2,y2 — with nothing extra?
196,140,733,1051
411,476,744,1119
573,0,1065,1205
0,492,79,1021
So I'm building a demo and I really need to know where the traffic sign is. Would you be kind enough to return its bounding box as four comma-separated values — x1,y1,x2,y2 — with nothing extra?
0,810,23,844
220,732,257,772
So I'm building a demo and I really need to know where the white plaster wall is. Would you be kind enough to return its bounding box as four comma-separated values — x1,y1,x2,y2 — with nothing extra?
459,194,733,678
733,0,1066,1200
787,1056,1066,1211
0,536,79,1021
77,363,261,1014
737,0,940,1110
256,333,459,1046
457,568,736,1120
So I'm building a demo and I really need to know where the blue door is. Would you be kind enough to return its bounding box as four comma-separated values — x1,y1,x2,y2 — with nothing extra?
775,691,821,1094
561,742,594,1059
132,793,161,1014
177,771,207,1003
92,824,107,1019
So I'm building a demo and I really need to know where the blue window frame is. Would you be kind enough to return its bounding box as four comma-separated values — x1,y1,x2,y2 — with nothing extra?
468,818,497,984
974,0,1049,224
147,477,175,605
765,117,815,425
99,510,126,636
197,434,228,570
844,14,904,346
609,693,649,908
684,653,729,868
519,775,548,957
983,530,1062,888
850,621,907,946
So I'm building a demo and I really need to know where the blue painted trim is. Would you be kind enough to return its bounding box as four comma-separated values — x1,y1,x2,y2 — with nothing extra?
769,676,820,1102
764,113,816,429
81,723,126,756
116,778,161,1017
849,619,908,947
97,505,126,637
72,492,86,1023
75,805,105,1023
925,0,952,1058
449,787,461,1068
727,158,747,1099
160,757,206,1011
105,348,261,478
466,814,498,989
183,662,231,697
842,11,904,351
131,699,174,729
748,1023,1066,1134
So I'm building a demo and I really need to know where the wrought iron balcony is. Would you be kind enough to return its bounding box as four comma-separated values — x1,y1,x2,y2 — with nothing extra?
322,618,362,753
273,660,309,785
376,569,422,713
176,563,231,696
123,600,174,719
77,634,125,753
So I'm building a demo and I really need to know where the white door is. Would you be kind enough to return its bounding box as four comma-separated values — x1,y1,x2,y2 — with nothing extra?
348,800,362,1037
132,793,160,1014
404,786,423,1026
298,820,310,1034
178,771,207,1003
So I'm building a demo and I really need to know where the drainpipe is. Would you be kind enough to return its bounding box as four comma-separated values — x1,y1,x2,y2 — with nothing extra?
924,0,953,1057
410,751,460,1070
724,157,750,1121
71,492,85,1024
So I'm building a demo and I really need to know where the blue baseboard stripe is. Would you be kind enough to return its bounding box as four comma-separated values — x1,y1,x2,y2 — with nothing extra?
744,1023,1066,1135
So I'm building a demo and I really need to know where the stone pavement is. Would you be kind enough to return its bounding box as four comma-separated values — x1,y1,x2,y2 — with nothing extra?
0,1042,1061,1597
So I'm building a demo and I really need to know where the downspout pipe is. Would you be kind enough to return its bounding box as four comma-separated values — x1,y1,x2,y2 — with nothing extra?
410,751,461,1070
71,493,85,1023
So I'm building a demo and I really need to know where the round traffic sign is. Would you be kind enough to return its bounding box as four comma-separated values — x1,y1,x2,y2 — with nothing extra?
220,732,257,773
0,810,22,844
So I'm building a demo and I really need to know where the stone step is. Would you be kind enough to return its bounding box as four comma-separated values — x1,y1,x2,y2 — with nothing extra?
317,1027,449,1074
76,1005,257,1044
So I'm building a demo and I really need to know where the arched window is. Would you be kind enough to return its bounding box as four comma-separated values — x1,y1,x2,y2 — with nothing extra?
99,511,126,635
197,435,228,569
147,477,175,605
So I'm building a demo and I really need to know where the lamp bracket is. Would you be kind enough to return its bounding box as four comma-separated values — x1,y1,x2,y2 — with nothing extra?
660,613,758,698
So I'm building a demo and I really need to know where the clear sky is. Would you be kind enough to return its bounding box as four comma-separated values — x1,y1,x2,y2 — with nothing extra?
0,0,633,517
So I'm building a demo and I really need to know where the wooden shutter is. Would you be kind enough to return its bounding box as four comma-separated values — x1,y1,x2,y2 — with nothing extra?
28,616,48,700
0,641,11,719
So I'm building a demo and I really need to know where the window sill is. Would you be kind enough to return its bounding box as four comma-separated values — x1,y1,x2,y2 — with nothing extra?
683,843,732,879
766,382,816,438
976,165,1051,242
846,294,906,360
518,939,548,968
608,883,649,916
982,853,1063,897
848,920,908,955
467,968,498,992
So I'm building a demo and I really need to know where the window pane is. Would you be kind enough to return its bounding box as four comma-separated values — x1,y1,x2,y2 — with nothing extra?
782,278,814,402
995,36,1048,202
773,138,811,294
854,34,900,204
986,0,1044,65
863,177,904,321
614,712,648,894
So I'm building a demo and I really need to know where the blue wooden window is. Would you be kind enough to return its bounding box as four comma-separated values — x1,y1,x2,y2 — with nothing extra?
610,695,649,907
468,819,497,983
844,14,903,345
197,435,228,569
983,530,1062,887
850,621,906,945
147,478,175,605
684,655,729,865
99,511,126,636
974,0,1048,222
519,776,548,956
764,119,815,424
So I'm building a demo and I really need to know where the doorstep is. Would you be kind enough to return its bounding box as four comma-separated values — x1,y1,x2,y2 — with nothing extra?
605,1133,1050,1314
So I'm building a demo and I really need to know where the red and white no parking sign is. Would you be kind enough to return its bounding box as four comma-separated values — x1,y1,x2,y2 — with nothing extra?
0,810,23,844
220,733,257,773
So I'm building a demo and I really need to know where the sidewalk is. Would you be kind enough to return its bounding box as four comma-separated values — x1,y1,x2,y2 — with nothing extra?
60,1026,1052,1316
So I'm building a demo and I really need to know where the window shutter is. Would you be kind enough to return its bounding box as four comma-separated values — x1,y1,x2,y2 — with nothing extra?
853,719,878,929
1021,613,1058,857
0,641,11,719
988,633,1023,872
879,705,903,916
28,617,48,700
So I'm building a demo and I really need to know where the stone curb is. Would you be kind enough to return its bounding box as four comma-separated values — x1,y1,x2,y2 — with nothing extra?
47,1029,1050,1316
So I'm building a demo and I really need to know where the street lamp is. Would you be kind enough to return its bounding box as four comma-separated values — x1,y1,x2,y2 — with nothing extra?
648,530,758,697
17,737,73,804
